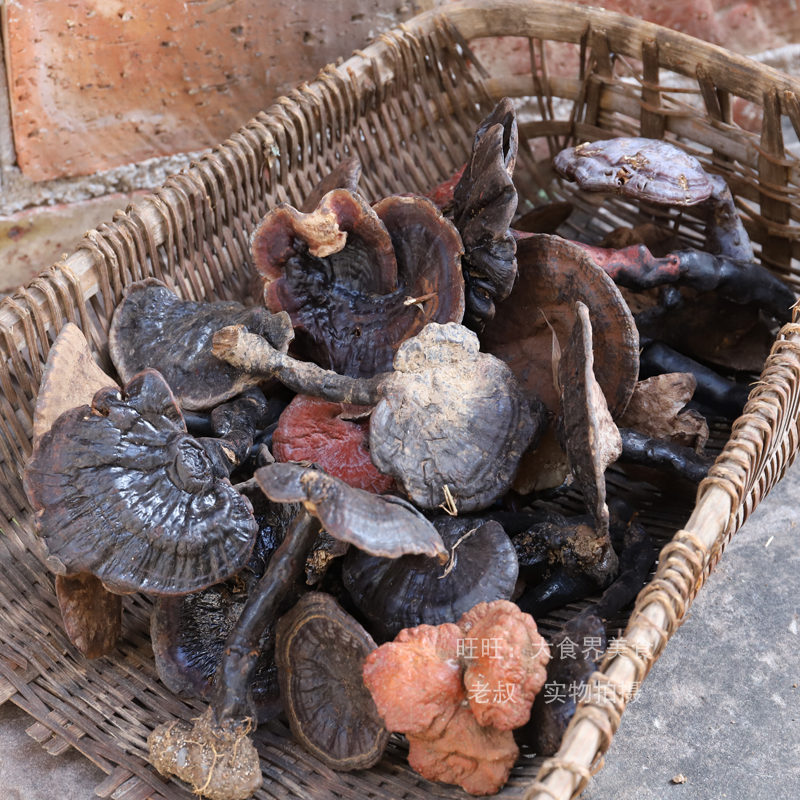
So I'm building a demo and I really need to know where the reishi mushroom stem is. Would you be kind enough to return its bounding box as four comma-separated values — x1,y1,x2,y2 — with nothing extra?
212,325,385,406
213,509,322,724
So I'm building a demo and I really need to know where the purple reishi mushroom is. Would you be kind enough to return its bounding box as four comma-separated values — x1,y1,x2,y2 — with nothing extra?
251,188,465,378
554,137,753,261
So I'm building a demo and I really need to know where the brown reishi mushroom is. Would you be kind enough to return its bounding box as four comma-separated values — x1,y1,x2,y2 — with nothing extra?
458,600,550,731
618,373,709,453
452,98,519,327
363,622,465,739
557,302,623,536
276,592,389,770
212,321,542,513
24,369,258,595
251,188,464,378
482,234,639,419
406,705,519,796
109,279,293,410
32,322,123,658
300,155,362,213
343,516,519,640
272,394,394,494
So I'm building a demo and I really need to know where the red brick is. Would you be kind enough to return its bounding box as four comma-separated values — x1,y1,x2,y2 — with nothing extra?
4,0,415,181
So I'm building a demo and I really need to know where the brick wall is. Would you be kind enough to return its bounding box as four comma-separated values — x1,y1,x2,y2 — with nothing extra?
0,0,798,293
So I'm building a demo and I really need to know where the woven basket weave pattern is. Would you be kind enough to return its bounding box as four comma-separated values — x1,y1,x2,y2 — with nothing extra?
1,3,799,799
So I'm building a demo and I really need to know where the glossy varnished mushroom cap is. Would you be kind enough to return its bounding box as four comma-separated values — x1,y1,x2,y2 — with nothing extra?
255,462,446,559
554,137,714,205
252,188,464,378
558,302,623,536
23,369,258,595
276,592,389,771
342,516,519,641
109,278,293,411
481,234,639,419
300,156,362,213
369,322,540,512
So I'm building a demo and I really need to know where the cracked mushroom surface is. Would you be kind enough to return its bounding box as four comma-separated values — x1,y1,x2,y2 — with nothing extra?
24,369,258,595
343,516,519,640
109,279,293,410
482,234,639,419
276,592,389,770
251,188,464,378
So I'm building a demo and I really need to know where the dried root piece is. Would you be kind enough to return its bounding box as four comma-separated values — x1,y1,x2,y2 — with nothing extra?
149,708,261,800
619,373,708,453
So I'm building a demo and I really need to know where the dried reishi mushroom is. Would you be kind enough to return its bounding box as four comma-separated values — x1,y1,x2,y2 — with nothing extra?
305,529,349,585
272,394,394,494
558,302,623,536
213,322,540,513
343,516,519,640
363,622,464,739
55,574,122,660
619,373,708,453
512,426,570,496
256,462,446,559
513,201,574,235
554,136,752,260
276,592,389,770
481,234,639,418
24,369,257,595
426,164,465,213
458,600,550,731
109,279,293,410
32,323,122,658
300,155,362,213
252,188,464,378
452,98,519,326
369,323,540,512
406,705,518,796
148,708,261,800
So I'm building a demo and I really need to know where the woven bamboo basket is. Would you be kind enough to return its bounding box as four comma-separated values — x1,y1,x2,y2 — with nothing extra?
1,2,799,799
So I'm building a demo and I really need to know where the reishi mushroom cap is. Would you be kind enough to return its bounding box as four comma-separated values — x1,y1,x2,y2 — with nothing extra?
554,137,714,205
23,369,258,595
276,592,389,771
109,278,293,410
252,188,464,378
369,322,540,512
343,516,519,640
255,462,446,559
481,234,639,419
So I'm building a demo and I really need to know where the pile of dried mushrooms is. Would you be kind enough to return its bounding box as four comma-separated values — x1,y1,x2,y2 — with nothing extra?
22,103,795,800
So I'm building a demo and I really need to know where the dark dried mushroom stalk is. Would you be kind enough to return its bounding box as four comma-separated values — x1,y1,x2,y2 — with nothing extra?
452,98,519,327
213,322,541,513
343,516,519,640
554,137,753,261
24,369,258,595
256,462,446,560
557,302,623,536
618,428,713,485
109,279,294,410
252,188,464,378
276,592,389,770
482,234,639,419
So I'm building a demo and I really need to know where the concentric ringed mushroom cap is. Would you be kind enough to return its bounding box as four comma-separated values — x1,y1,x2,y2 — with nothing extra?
24,368,258,595
255,462,446,560
276,592,389,771
109,278,293,411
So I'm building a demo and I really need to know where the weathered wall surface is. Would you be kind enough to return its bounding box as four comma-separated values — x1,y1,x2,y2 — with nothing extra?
0,0,798,293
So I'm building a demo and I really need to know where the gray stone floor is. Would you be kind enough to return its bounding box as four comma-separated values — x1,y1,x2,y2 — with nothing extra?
1,464,798,800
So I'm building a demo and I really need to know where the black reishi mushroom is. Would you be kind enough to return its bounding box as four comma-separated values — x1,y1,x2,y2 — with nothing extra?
276,592,389,770
452,97,519,327
252,188,464,378
24,369,258,596
109,278,293,410
212,321,541,513
342,516,519,641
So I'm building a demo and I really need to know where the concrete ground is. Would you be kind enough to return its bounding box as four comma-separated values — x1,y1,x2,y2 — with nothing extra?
1,464,799,800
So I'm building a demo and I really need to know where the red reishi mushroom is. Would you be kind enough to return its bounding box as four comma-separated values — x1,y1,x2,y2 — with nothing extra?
458,600,550,731
406,705,518,796
272,394,394,494
362,623,464,739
